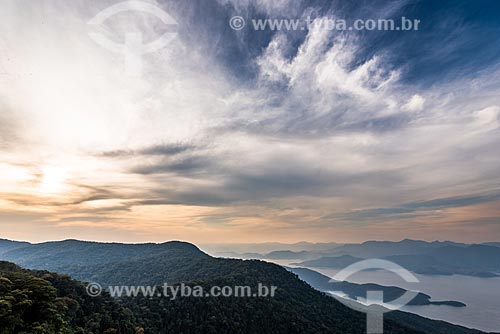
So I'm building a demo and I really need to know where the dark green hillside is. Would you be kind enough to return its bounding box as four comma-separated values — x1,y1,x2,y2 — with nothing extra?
1,240,204,274
0,261,136,334
118,261,423,334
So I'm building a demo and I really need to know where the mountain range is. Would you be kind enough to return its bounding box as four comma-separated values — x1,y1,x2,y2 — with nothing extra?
293,244,500,277
207,239,500,277
0,238,495,333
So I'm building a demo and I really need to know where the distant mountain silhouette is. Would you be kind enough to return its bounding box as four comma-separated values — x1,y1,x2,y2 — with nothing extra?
201,241,340,254
483,242,500,248
293,243,500,277
4,238,499,277
325,239,467,258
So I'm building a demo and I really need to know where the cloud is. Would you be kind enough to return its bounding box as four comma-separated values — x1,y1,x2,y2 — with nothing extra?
329,191,500,223
132,155,210,175
403,94,425,112
1,0,500,243
99,142,197,157
249,22,410,136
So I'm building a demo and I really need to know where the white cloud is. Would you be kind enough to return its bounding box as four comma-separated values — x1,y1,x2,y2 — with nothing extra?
256,20,404,126
403,94,425,112
217,0,304,16
473,106,500,131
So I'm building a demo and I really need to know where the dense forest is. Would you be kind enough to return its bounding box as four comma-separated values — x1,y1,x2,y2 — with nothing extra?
0,261,136,334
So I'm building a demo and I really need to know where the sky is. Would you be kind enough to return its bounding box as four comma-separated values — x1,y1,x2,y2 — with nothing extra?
1,0,500,244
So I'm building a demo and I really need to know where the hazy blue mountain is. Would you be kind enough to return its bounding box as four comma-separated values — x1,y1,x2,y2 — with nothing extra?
326,239,467,258
214,249,328,260
214,251,265,259
201,241,340,255
384,254,459,276
427,245,500,272
208,240,493,266
483,242,500,248
294,254,362,267
294,244,500,277
293,255,364,269
264,250,320,260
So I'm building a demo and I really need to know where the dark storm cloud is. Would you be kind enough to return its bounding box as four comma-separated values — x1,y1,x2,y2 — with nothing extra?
214,108,413,139
139,143,195,155
131,155,211,175
99,143,196,158
127,163,406,207
57,216,119,223
328,191,500,222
